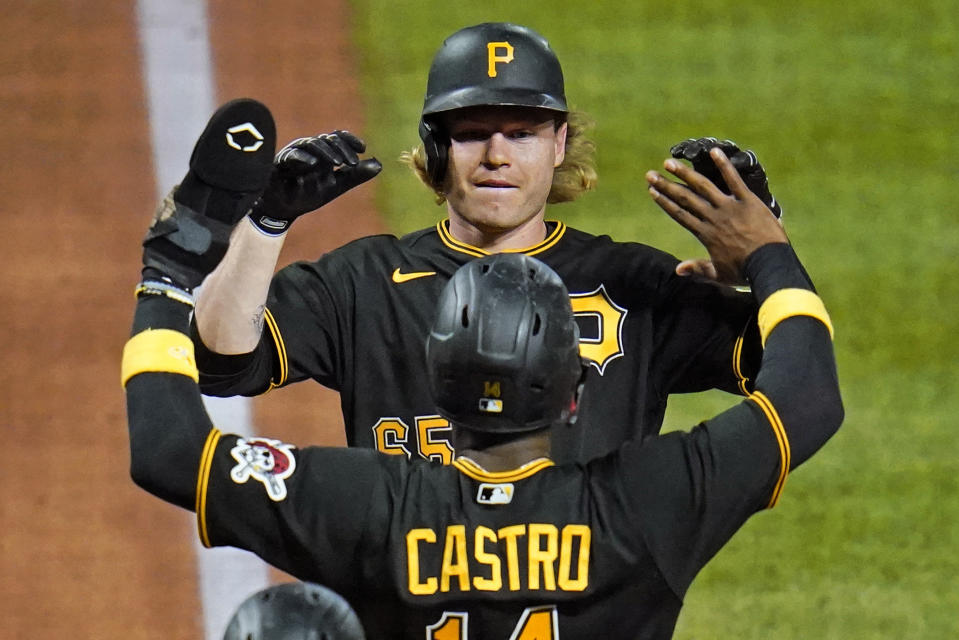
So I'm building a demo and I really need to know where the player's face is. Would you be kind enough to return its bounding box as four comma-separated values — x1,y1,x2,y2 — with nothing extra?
441,106,567,249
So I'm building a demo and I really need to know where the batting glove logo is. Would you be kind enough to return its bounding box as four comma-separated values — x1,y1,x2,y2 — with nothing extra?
229,437,296,501
225,122,265,152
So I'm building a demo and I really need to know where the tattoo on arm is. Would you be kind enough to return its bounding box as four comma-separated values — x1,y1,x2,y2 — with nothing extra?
252,305,266,334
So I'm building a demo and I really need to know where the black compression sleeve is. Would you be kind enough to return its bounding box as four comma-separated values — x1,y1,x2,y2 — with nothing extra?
743,242,815,301
743,242,843,468
627,242,842,598
126,295,213,510
131,293,191,334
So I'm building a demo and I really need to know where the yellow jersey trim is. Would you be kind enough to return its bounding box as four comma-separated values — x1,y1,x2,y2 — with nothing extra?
453,456,554,482
732,317,752,396
758,289,833,347
436,220,567,257
748,391,791,508
121,329,198,387
196,428,222,548
263,307,288,389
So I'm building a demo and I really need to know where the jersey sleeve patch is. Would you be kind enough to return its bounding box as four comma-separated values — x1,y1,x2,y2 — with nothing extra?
229,437,297,501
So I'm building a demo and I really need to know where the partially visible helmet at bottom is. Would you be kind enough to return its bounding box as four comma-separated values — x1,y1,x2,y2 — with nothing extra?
223,582,365,640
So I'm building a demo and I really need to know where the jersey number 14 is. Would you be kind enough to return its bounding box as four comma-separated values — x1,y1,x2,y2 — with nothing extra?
429,606,559,640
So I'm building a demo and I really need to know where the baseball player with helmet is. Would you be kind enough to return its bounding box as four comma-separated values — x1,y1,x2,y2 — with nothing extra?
124,103,841,638
191,22,787,464
223,581,365,640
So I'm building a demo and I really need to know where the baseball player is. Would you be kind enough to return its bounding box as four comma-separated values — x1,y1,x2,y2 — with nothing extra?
192,22,786,464
125,100,842,639
223,581,365,640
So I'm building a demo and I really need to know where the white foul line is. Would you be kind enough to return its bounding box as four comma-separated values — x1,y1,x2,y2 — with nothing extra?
134,1,270,638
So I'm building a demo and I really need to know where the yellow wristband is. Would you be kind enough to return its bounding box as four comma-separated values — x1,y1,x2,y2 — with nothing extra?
121,329,199,387
757,289,834,347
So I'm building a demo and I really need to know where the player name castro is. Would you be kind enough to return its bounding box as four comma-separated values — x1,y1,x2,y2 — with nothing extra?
406,523,591,595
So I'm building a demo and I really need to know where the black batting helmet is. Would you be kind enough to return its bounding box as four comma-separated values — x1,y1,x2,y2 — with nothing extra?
419,22,568,183
222,582,365,640
426,253,583,434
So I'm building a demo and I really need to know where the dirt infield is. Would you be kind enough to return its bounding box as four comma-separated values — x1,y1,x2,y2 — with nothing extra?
0,1,383,638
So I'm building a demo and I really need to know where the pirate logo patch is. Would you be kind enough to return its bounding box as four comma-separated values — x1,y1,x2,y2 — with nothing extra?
229,437,296,501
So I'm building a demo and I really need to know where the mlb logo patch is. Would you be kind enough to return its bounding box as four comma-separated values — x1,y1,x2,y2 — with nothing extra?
477,483,514,505
478,398,503,413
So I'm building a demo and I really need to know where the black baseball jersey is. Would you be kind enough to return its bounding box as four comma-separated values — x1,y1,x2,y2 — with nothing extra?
129,242,842,640
196,220,761,463
194,398,784,640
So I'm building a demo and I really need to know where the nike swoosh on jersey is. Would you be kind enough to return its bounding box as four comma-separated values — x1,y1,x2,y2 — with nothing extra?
391,268,437,283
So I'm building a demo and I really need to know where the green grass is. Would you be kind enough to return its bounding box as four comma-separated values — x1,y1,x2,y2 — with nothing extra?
350,1,959,636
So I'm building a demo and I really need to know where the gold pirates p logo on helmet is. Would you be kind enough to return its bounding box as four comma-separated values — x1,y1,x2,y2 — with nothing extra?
418,22,568,184
486,41,514,77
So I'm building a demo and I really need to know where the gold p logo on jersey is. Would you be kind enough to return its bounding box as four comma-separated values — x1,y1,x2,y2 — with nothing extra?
487,41,514,77
570,285,628,375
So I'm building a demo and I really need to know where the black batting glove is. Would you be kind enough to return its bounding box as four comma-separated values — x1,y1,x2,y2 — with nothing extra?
142,98,277,291
670,137,783,219
248,131,383,235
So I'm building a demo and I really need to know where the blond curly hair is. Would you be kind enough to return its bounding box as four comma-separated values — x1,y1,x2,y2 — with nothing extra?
400,110,597,205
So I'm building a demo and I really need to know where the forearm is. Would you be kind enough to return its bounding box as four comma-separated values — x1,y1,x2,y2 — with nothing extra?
734,241,819,392
744,243,843,467
125,294,214,510
194,218,286,354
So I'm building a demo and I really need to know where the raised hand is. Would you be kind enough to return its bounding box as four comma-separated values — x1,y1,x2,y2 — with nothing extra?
142,98,277,291
646,147,788,284
670,137,782,219
248,131,383,235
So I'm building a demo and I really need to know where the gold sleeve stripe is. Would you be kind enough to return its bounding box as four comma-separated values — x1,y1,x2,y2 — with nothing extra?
263,307,288,388
121,329,198,387
195,428,222,548
453,457,554,482
758,289,833,347
749,391,791,508
732,318,751,396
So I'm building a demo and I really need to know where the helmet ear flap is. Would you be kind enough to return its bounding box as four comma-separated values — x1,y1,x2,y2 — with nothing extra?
418,118,449,186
